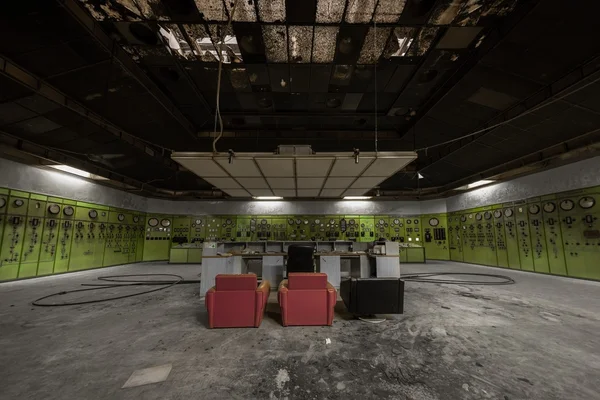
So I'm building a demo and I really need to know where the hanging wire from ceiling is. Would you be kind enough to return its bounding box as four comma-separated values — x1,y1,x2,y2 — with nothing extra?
374,18,378,154
416,74,600,153
212,0,240,154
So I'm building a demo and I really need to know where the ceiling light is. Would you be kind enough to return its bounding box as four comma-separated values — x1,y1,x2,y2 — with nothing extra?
253,196,283,200
456,179,495,190
343,196,372,200
48,165,108,180
418,172,424,179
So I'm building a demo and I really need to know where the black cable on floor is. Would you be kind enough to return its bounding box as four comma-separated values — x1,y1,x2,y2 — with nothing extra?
32,274,200,307
401,272,515,285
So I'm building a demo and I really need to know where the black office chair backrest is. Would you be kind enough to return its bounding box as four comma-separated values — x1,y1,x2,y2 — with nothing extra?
286,244,315,274
340,278,404,315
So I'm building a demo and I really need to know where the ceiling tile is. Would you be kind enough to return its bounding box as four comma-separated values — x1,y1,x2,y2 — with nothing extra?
296,158,333,176
323,177,356,189
237,177,270,188
342,188,369,196
297,177,325,188
204,177,242,189
267,177,296,189
320,188,344,197
248,188,274,196
351,176,386,188
256,158,294,176
329,158,373,176
223,189,251,197
168,158,227,177
272,189,296,197
362,157,412,176
297,189,321,197
216,158,262,177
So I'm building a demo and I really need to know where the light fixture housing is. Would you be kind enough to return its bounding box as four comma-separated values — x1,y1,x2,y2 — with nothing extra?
455,179,495,190
343,196,372,200
253,196,283,200
48,165,108,180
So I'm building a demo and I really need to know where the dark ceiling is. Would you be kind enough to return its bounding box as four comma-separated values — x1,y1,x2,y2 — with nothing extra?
1,0,600,198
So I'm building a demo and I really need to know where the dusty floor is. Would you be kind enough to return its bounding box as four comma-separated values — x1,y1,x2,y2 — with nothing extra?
1,261,599,400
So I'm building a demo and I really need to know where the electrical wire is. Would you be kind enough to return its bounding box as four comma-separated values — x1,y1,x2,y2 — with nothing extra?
416,74,600,153
212,0,240,154
374,19,378,154
32,274,199,307
401,272,515,285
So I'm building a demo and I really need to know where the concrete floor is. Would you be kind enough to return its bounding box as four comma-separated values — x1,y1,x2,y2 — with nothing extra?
1,261,599,400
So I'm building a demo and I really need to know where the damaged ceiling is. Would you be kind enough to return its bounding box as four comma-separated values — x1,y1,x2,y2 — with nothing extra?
0,0,600,198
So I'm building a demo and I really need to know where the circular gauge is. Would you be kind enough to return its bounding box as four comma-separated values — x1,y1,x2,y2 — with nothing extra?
406,219,412,224
330,219,336,225
0,198,5,208
579,197,595,209
48,204,60,215
226,218,232,225
261,219,268,225
315,219,321,224
196,219,203,225
461,215,467,222
303,219,309,225
393,219,400,225
295,219,302,225
475,213,482,221
379,219,385,225
161,219,171,227
543,202,556,213
429,217,440,227
484,211,492,220
504,208,513,217
118,213,125,222
528,204,540,215
288,218,294,225
560,199,575,211
148,218,159,227
63,206,74,216
349,219,355,225
133,216,140,223
360,223,365,228
88,210,98,219
414,219,419,224
493,210,502,219
13,199,24,207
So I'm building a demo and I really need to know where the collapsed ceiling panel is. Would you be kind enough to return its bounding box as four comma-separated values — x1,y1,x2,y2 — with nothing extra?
159,24,195,60
406,27,439,56
224,0,257,22
194,0,227,21
257,0,286,22
345,0,377,23
183,24,218,62
373,0,407,23
288,26,313,63
357,27,392,64
382,27,416,59
312,27,338,63
316,0,345,23
262,25,288,62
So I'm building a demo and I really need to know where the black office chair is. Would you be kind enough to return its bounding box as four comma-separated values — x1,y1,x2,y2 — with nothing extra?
340,278,405,315
286,244,315,276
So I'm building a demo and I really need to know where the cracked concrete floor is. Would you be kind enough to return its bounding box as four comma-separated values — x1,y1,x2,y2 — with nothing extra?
1,261,599,400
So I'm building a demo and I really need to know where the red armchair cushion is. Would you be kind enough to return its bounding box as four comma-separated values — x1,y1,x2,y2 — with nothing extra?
288,273,327,290
216,274,257,291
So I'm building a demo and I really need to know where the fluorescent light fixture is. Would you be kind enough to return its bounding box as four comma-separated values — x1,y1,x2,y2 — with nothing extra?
343,196,372,200
253,196,283,200
48,165,108,180
418,172,424,179
456,179,495,190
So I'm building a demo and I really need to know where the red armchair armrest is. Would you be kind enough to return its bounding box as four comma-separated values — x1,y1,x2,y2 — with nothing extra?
254,280,271,327
205,286,216,328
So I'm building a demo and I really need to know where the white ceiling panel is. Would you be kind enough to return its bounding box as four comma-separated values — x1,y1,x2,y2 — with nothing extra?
329,158,373,176
296,158,333,177
267,177,296,189
320,188,345,197
350,176,386,188
204,177,242,189
236,177,270,188
297,177,325,189
297,189,320,197
173,158,226,177
256,158,294,177
216,158,262,177
323,177,356,189
223,189,251,197
342,188,369,196
362,157,413,176
248,188,274,196
272,189,296,197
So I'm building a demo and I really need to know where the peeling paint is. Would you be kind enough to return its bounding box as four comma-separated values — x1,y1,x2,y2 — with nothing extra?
224,0,257,22
373,0,407,23
262,25,288,63
345,0,377,23
316,0,345,23
257,0,286,22
357,27,391,64
406,27,439,57
312,26,338,63
288,26,313,63
382,27,416,59
194,0,227,21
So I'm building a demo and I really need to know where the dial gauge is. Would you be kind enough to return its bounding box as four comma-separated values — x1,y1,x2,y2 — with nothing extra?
14,199,24,207
393,219,400,225
379,219,385,225
406,219,411,224
484,211,492,220
330,219,336,225
315,219,321,224
579,197,595,209
461,215,467,222
63,206,74,216
118,213,125,222
543,202,556,213
133,216,140,223
493,210,502,218
295,219,302,225
0,198,5,208
414,219,419,224
261,219,268,225
195,219,203,225
528,204,540,215
504,208,513,217
475,213,482,221
429,218,440,227
148,218,159,227
303,219,309,225
226,218,232,224
288,218,294,225
161,219,171,227
88,210,98,219
349,219,355,225
48,204,60,215
560,199,575,211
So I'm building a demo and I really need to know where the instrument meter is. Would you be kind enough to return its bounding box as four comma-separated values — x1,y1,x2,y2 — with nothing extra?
315,219,321,224
0,198,5,208
14,199,24,207
543,202,556,213
579,197,595,209
484,211,492,220
560,199,574,211
148,218,159,227
493,210,502,218
504,208,513,218
528,204,540,215
118,213,125,222
429,218,439,227
475,213,482,221
161,219,171,227
133,216,140,223
89,210,98,219
63,206,74,216
48,204,60,215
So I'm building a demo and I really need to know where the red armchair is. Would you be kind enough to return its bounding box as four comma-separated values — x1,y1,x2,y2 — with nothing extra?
278,273,336,326
205,274,271,328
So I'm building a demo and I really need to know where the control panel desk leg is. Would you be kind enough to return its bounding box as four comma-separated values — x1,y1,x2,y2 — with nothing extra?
319,255,341,288
262,255,284,290
374,256,401,278
359,255,370,278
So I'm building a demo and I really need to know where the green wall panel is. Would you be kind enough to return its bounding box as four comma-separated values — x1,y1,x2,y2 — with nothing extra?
541,196,567,276
448,214,463,261
422,214,449,260
503,206,521,269
515,202,534,271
